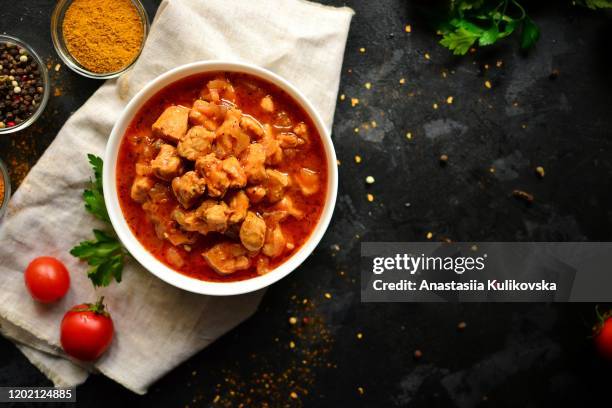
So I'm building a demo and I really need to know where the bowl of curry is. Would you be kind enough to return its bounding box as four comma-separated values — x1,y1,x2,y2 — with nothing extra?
104,61,337,296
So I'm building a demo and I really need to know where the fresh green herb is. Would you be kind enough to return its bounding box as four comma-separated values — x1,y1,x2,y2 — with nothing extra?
71,155,126,287
439,0,536,55
71,230,126,287
576,0,612,9
83,154,110,222
438,0,611,55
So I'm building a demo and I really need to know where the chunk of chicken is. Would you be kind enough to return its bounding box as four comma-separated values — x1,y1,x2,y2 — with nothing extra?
294,168,320,196
135,162,153,176
189,99,225,130
144,200,196,245
222,156,247,188
195,154,229,197
227,190,249,224
196,200,231,233
214,109,250,158
152,106,189,143
240,143,267,184
171,171,206,208
151,144,184,181
262,223,286,258
165,247,185,269
245,185,266,204
239,115,265,138
172,200,230,234
202,78,236,103
272,196,304,219
293,122,310,144
177,126,215,161
260,95,274,112
240,211,267,251
256,256,270,275
277,132,305,149
172,208,209,234
130,176,154,203
203,242,250,275
260,124,283,165
265,169,290,203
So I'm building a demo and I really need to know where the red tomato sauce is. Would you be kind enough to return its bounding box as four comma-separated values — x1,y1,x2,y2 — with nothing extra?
116,72,328,282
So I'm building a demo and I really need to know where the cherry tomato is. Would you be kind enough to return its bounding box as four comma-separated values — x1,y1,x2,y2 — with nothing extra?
24,257,70,303
60,298,114,361
594,312,612,361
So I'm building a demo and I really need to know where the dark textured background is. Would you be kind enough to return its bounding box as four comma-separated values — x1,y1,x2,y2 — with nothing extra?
1,1,611,407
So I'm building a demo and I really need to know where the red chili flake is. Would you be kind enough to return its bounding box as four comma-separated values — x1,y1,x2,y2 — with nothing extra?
302,317,310,324
7,121,16,127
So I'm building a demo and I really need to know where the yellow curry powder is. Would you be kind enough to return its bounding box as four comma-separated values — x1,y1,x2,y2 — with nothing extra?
62,0,144,74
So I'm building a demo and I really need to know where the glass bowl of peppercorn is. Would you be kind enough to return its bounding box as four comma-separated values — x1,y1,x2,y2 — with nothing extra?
51,0,150,79
0,35,50,134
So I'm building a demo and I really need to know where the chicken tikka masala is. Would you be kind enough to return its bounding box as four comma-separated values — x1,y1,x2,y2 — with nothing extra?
117,72,327,281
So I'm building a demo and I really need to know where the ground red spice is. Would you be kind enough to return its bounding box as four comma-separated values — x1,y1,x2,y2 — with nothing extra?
0,175,5,207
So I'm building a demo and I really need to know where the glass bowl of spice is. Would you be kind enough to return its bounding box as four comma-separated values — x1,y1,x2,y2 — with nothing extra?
51,0,149,79
0,35,50,134
0,158,10,219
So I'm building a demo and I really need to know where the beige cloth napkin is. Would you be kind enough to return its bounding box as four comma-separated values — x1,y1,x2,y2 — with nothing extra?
0,0,353,394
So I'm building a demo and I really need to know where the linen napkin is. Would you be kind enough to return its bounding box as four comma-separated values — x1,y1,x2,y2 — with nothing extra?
0,0,353,394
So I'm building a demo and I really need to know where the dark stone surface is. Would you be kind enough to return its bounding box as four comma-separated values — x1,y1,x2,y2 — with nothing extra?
1,1,611,407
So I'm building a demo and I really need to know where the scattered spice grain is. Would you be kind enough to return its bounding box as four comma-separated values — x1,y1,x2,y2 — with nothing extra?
457,321,467,331
512,189,534,203
414,349,423,359
484,80,492,89
535,166,545,178
62,0,145,73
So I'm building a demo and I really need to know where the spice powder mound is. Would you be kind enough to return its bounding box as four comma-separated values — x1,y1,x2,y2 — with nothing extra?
62,0,144,74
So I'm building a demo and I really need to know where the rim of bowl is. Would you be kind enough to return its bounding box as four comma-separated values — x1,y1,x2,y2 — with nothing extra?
0,34,50,135
0,158,11,219
104,61,338,296
50,0,150,80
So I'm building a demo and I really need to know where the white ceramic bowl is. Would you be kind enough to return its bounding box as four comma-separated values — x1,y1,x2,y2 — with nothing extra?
104,61,338,296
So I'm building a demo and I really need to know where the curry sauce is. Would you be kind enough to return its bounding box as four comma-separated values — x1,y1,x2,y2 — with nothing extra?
116,72,327,282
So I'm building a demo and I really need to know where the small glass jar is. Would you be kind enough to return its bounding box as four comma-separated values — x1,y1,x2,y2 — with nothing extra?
50,0,150,79
0,34,50,135
0,158,11,219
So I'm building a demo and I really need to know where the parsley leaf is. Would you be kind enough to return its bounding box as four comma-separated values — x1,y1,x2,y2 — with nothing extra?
479,26,500,46
520,17,540,50
70,230,126,287
83,154,110,223
438,0,538,55
440,27,482,55
579,0,612,9
72,155,127,287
